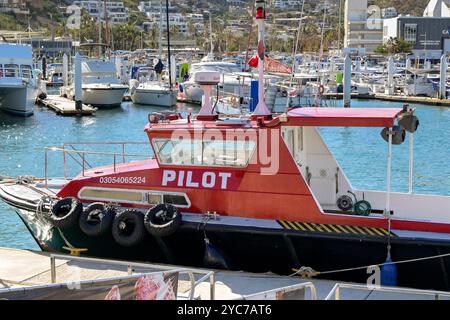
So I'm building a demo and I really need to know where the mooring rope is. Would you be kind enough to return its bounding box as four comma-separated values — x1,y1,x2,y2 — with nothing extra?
290,252,450,278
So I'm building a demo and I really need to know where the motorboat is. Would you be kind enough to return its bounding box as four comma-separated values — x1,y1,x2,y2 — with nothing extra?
180,62,244,104
60,59,128,108
0,43,39,116
46,63,64,86
131,80,177,107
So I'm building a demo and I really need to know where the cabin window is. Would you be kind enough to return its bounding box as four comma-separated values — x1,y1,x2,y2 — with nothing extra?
153,138,256,168
4,64,18,78
0,64,3,78
20,65,32,79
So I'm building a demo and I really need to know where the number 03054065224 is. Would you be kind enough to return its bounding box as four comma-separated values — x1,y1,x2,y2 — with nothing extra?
98,177,146,184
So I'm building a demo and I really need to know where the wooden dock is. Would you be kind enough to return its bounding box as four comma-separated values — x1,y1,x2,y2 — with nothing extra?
37,95,96,116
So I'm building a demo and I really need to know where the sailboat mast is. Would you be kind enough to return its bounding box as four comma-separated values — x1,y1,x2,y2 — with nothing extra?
159,0,163,58
104,0,110,57
98,0,102,57
165,0,172,89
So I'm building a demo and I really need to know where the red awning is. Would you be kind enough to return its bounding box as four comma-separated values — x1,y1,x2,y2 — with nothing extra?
285,108,405,128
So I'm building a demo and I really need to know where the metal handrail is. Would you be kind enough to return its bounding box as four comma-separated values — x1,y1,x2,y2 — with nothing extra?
50,254,216,300
44,145,150,186
325,283,450,300
234,282,317,300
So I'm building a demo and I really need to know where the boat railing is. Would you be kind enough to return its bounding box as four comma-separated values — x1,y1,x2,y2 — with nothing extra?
49,254,216,300
44,142,150,185
325,283,450,300
234,282,318,300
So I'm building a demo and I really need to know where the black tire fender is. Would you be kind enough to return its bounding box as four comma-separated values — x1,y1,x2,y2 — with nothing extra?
49,197,83,229
112,210,145,247
144,204,182,238
79,202,116,237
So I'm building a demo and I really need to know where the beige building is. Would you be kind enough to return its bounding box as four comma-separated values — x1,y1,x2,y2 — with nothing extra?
344,0,383,55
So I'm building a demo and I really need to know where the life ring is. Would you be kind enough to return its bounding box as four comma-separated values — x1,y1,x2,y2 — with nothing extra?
319,85,325,95
112,210,145,247
49,197,83,229
79,203,116,237
144,204,181,238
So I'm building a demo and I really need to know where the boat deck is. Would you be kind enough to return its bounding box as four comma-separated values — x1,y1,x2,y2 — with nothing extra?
1,247,448,300
37,95,96,116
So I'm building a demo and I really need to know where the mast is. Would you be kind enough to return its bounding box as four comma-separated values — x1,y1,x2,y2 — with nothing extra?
165,0,172,89
159,0,163,58
97,0,102,57
209,11,213,55
104,0,110,57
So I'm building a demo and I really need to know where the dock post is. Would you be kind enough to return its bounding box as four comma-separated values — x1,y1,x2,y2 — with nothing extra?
343,54,351,108
74,52,83,111
388,56,395,95
62,53,69,88
440,54,447,100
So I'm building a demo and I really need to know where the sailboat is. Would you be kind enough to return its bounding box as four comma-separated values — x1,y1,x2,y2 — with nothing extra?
130,0,177,107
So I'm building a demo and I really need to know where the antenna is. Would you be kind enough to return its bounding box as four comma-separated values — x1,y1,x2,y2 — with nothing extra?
252,0,270,117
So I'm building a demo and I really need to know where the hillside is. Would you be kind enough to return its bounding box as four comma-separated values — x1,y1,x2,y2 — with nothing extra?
369,0,430,16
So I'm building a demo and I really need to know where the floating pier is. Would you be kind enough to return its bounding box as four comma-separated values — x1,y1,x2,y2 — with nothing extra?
37,95,96,116
323,93,450,107
1,247,449,300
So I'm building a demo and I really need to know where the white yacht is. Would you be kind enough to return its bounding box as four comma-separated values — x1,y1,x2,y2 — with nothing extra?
46,63,64,86
61,59,128,108
181,62,244,104
131,80,177,107
0,43,39,116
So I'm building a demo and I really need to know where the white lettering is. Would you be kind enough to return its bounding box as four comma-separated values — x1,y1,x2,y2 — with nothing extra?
186,171,199,187
162,170,176,186
202,172,216,188
218,172,232,189
177,170,185,187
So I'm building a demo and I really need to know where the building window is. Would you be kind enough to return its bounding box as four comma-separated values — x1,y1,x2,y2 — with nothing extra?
404,24,417,44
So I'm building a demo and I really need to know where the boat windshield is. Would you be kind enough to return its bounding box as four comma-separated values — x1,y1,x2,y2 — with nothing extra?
152,138,256,168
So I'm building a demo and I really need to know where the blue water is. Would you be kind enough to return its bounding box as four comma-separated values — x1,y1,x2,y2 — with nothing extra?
0,99,449,250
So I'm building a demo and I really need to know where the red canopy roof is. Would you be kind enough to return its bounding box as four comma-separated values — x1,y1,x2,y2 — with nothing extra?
285,108,405,127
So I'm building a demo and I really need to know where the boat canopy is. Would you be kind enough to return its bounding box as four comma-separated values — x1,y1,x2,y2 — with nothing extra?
284,108,406,128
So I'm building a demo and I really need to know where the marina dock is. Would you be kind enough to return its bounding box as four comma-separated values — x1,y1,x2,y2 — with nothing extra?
37,95,96,116
323,93,450,107
1,247,449,300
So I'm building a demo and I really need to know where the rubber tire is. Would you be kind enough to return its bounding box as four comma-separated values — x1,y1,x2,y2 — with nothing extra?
79,203,116,237
337,195,353,212
112,210,145,247
144,204,182,238
49,197,83,229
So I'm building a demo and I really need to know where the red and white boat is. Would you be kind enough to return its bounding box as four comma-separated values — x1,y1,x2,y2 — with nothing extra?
1,2,449,290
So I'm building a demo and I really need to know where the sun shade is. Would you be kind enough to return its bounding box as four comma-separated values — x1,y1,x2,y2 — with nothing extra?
285,108,404,127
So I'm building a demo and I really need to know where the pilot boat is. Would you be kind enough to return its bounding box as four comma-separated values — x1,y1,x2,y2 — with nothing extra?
1,2,449,290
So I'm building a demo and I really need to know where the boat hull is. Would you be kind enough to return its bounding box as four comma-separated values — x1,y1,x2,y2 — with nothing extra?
13,207,450,291
0,83,36,117
82,87,127,108
132,89,177,107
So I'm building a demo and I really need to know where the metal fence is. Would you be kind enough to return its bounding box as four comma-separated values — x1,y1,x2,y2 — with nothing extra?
325,283,450,300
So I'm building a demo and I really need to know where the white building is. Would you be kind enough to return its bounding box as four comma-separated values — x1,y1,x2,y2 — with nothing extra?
72,0,128,24
344,0,383,55
145,12,204,36
137,1,175,13
0,0,29,14
269,0,302,9
381,7,398,19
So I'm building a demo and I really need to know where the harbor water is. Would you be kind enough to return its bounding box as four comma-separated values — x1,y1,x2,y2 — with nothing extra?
0,99,449,250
